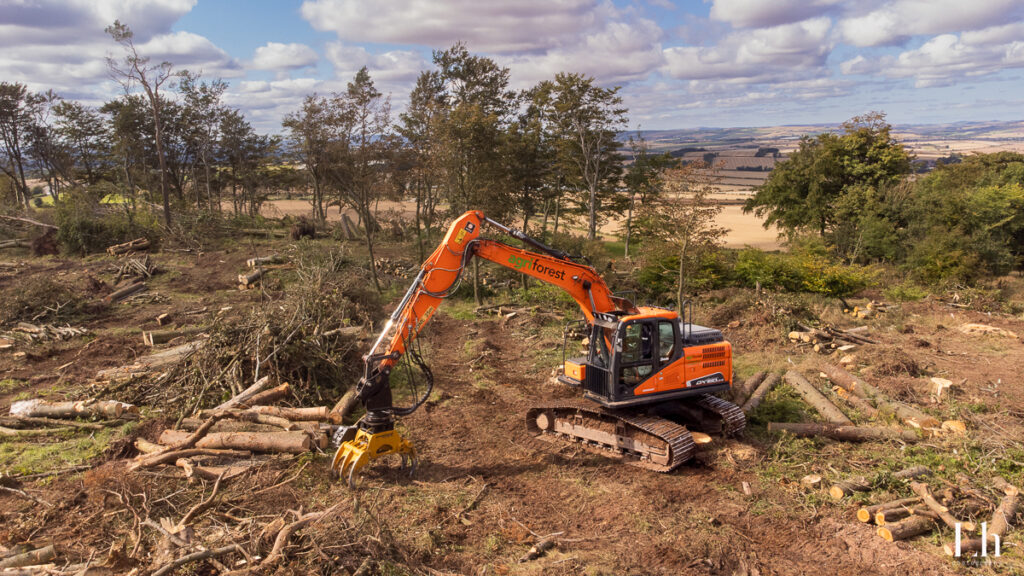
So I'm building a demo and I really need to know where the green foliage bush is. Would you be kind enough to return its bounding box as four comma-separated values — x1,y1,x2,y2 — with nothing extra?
55,188,161,254
732,245,875,297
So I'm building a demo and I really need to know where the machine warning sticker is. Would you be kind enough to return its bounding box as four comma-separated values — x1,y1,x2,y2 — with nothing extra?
454,230,467,244
465,222,476,233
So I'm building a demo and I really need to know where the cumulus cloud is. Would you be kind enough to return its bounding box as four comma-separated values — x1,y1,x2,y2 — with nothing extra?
0,0,238,99
663,17,833,83
837,0,1023,47
839,24,1024,87
251,42,319,71
709,0,841,29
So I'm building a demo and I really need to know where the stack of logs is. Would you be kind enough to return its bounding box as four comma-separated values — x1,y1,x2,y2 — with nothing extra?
130,376,341,480
375,257,415,279
848,474,1020,554
844,300,891,320
788,324,877,357
107,237,150,256
115,254,156,282
2,322,88,344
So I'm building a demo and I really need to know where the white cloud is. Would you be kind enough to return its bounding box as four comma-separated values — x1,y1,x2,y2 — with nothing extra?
837,0,1023,47
709,0,841,29
664,17,833,83
301,0,602,53
251,42,319,71
0,0,237,99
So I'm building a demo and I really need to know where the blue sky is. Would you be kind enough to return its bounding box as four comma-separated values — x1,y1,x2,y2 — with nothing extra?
3,0,1023,133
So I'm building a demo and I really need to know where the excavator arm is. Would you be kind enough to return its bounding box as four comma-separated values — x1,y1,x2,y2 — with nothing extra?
330,211,637,484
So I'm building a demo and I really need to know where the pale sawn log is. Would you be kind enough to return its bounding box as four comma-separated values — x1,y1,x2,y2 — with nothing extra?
819,363,939,427
238,269,263,286
8,399,137,420
158,429,311,454
246,405,329,422
766,422,921,443
330,388,360,424
240,382,290,406
829,476,870,500
784,371,852,425
832,385,879,419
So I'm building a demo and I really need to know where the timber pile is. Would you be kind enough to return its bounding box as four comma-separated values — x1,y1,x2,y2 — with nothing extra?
840,475,1021,555
114,254,156,282
843,300,892,320
132,378,335,478
788,324,876,356
2,322,88,343
106,237,150,255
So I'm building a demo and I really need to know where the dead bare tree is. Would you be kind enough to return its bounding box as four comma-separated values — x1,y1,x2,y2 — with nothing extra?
105,20,175,225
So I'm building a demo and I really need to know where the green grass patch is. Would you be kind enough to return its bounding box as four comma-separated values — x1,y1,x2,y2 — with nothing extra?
0,422,134,475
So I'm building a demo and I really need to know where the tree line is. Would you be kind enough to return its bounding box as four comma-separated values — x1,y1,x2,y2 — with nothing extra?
745,112,1024,284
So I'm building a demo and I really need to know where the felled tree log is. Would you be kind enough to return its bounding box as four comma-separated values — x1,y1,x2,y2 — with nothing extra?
104,282,145,303
830,476,871,500
182,416,317,435
878,515,937,541
741,373,780,414
238,269,263,287
784,371,852,424
247,254,286,268
0,239,29,249
767,422,921,443
859,497,921,523
9,399,137,420
214,376,271,411
158,429,311,454
132,448,250,470
0,426,70,437
246,405,329,422
875,508,914,525
134,438,164,454
0,544,57,569
142,326,206,346
107,237,150,255
732,371,767,405
832,385,879,419
910,481,975,531
241,383,290,406
819,363,939,427
0,416,106,430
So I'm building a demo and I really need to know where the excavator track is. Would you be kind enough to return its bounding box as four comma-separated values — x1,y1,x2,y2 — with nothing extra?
526,400,696,472
695,394,747,437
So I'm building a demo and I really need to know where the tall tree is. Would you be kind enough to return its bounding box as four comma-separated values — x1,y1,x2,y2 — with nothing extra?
282,94,336,222
53,100,109,186
0,82,41,209
179,72,228,211
538,73,628,240
334,67,395,293
744,112,912,246
398,70,445,261
106,20,176,225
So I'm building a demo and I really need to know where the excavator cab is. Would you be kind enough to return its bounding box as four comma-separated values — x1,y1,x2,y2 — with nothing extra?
559,309,732,408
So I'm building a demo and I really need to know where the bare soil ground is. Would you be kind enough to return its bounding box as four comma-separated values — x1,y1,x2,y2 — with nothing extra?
1,235,1022,575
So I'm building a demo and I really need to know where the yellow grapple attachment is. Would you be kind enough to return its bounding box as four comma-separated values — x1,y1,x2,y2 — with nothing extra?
330,427,416,487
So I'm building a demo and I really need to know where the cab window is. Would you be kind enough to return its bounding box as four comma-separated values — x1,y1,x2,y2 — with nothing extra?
658,320,675,363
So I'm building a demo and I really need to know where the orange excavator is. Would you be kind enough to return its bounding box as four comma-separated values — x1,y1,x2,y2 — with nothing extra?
331,211,745,485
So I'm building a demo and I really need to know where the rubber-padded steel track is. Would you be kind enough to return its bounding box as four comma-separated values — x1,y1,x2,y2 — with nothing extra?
526,399,696,472
695,394,746,437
